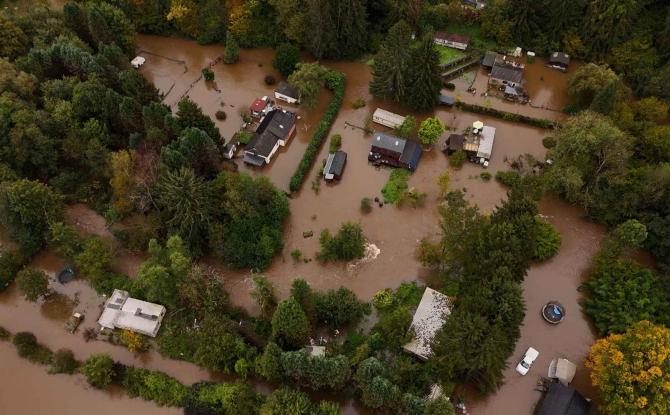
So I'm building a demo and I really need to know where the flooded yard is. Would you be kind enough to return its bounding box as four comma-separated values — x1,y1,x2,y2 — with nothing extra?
0,35,601,415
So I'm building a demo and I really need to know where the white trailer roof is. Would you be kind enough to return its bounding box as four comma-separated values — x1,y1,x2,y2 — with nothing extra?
403,287,451,360
477,126,496,159
373,108,406,127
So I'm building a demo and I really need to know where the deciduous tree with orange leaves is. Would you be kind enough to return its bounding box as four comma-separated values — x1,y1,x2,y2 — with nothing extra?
586,320,670,415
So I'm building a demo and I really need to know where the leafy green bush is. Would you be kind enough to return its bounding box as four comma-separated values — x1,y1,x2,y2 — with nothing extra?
223,33,240,64
542,136,557,148
360,197,372,213
381,169,410,203
49,349,79,374
317,222,365,262
448,150,467,168
329,134,342,153
202,67,214,81
184,381,261,415
315,287,370,328
480,171,492,181
122,367,188,407
289,71,345,192
455,102,557,129
0,326,10,340
82,354,115,389
234,130,253,145
372,289,393,310
13,332,52,364
280,350,351,390
16,267,48,302
290,249,302,263
495,171,521,187
271,298,311,348
533,219,562,261
352,98,366,109
273,43,300,77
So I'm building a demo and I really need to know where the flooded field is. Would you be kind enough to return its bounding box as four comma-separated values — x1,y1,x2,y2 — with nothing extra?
0,34,602,415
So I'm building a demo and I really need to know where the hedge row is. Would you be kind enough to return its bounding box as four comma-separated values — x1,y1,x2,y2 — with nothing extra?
289,71,346,192
455,101,558,129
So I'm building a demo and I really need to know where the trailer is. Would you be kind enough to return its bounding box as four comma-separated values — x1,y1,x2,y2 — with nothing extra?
372,108,406,129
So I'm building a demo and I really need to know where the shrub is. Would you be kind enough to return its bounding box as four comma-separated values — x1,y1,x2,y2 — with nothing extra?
289,71,345,192
352,98,366,109
202,68,214,81
257,342,284,382
372,289,394,310
291,249,303,263
49,349,79,374
273,43,301,77
315,287,370,328
122,367,188,407
418,117,444,146
533,219,562,261
0,249,27,291
448,150,467,168
13,331,52,364
398,188,427,208
119,329,150,353
272,298,311,348
542,136,557,149
495,171,521,187
360,197,372,213
82,354,115,389
185,381,261,414
233,130,253,145
264,75,276,85
280,350,351,390
480,172,492,181
444,82,456,90
0,326,10,340
16,268,49,302
317,222,365,262
329,134,342,153
455,102,557,129
215,110,226,120
381,169,410,204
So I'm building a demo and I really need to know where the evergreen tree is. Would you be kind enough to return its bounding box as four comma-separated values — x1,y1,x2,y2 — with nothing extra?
223,32,240,64
306,0,368,59
403,33,441,111
369,20,412,103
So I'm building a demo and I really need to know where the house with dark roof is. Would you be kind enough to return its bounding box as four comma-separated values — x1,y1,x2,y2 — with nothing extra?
537,383,596,415
490,59,525,88
274,81,301,104
482,51,501,69
439,95,455,107
323,151,347,181
549,52,571,72
434,32,470,50
443,134,465,155
368,132,422,171
243,109,296,166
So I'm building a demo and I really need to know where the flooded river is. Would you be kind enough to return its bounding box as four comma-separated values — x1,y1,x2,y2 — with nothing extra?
0,34,602,414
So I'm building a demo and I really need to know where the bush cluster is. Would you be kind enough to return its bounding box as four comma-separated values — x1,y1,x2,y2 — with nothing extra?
0,249,28,291
123,367,189,407
13,332,52,364
455,102,557,129
533,219,562,261
289,71,346,192
381,169,410,204
317,222,365,263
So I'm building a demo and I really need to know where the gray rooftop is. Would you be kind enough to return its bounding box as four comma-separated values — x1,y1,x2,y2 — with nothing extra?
491,62,524,84
275,81,300,99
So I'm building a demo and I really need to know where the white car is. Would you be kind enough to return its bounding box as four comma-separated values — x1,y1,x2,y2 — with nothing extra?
516,347,539,375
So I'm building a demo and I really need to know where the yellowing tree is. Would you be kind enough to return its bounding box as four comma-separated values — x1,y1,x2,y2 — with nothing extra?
586,320,670,415
167,0,199,39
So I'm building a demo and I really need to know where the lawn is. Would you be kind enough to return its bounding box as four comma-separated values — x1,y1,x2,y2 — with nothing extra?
435,45,465,65
444,23,502,53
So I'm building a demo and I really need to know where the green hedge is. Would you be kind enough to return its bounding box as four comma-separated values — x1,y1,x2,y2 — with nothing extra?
455,102,558,129
289,71,346,192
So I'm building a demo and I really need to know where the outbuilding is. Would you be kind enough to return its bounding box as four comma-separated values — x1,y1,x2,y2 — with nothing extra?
443,134,464,155
97,289,166,337
243,109,297,166
403,287,451,360
250,96,271,118
323,150,347,181
223,142,237,159
481,51,501,69
368,132,422,171
274,81,301,104
536,383,595,415
439,95,456,107
490,60,525,88
372,108,406,129
434,32,470,50
549,52,571,72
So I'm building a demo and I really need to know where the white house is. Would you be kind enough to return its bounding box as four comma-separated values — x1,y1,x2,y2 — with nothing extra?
434,33,470,50
97,289,166,337
403,287,451,360
274,82,301,104
372,108,406,129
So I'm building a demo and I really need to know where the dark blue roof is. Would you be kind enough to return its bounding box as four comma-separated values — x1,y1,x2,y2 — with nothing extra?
400,140,422,170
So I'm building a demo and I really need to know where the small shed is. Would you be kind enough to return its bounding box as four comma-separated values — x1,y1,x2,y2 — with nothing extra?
223,142,237,159
373,108,406,129
434,32,470,50
439,95,455,107
477,125,496,160
549,52,571,72
443,134,464,155
548,358,577,386
482,51,500,69
324,151,347,181
403,287,451,360
250,96,270,118
131,56,146,69
274,81,301,104
537,383,595,415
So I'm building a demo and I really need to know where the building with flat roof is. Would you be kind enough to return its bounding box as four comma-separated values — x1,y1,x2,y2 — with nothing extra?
434,32,470,50
372,108,406,129
403,287,451,360
97,289,166,337
323,151,347,181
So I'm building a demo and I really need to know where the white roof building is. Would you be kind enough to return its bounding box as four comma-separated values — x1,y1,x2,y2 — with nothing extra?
97,289,166,337
477,126,496,160
373,108,406,129
403,287,451,360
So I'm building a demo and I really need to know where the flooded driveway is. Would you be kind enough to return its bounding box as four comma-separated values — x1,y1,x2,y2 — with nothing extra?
1,35,601,414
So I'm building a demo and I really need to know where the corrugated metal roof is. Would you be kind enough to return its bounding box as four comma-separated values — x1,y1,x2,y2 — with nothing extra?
403,287,451,360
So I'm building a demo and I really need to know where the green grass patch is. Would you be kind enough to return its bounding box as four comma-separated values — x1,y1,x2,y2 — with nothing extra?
435,45,465,65
443,23,501,53
381,169,410,204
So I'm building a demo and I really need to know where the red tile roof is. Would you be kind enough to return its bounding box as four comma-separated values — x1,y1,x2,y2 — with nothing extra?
250,98,268,112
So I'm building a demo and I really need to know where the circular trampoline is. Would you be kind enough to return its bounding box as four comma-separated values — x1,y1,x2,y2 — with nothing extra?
542,301,565,324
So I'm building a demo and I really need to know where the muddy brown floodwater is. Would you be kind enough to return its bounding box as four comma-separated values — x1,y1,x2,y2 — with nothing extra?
1,35,603,415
